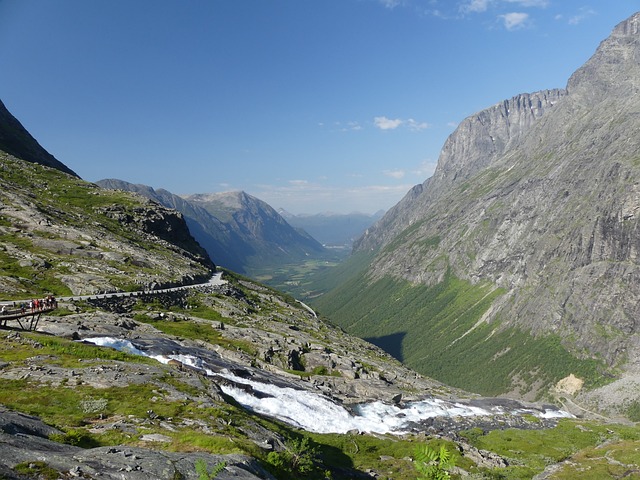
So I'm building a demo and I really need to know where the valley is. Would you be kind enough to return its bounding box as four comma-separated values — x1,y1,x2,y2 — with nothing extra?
1,9,640,480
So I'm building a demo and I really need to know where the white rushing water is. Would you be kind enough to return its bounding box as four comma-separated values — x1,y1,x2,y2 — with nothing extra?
85,337,572,434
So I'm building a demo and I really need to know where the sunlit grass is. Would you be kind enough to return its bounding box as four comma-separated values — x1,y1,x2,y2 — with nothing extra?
460,419,640,479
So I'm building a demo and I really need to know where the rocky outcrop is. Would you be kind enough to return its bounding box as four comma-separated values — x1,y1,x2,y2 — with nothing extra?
0,153,213,297
98,202,214,270
0,406,273,480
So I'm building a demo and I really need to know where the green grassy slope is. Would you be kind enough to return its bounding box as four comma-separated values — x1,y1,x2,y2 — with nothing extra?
313,268,607,397
0,153,211,298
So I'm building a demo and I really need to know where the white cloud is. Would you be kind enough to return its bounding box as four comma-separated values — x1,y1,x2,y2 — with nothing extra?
378,0,404,9
460,0,492,13
374,116,404,130
413,160,438,178
568,8,596,25
289,179,309,186
407,118,431,131
374,116,430,131
460,0,547,15
328,120,363,132
503,0,548,7
500,12,529,30
251,181,412,214
384,169,406,179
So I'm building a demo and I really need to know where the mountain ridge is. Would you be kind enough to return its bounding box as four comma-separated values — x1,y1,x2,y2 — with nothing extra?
97,181,328,275
279,209,384,248
319,12,640,414
0,99,78,177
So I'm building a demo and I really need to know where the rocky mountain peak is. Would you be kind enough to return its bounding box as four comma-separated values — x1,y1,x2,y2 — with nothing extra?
185,190,250,210
567,12,640,102
354,87,567,253
0,99,78,177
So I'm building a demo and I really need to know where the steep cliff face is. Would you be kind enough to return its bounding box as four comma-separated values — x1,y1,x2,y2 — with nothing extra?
0,99,78,177
330,13,640,408
355,88,567,254
433,89,567,190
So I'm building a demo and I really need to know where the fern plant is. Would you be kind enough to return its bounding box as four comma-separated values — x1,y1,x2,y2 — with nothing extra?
414,444,456,480
195,459,226,480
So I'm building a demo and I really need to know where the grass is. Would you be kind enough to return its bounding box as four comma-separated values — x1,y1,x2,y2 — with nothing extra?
0,294,639,479
14,461,61,480
460,419,640,479
0,155,211,299
314,269,608,397
0,332,154,367
551,440,640,479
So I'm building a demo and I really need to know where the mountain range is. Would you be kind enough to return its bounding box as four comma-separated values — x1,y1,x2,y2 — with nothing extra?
278,209,384,250
1,86,576,480
96,180,327,276
314,12,640,417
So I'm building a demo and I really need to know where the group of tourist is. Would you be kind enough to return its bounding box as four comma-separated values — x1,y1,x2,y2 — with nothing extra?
0,295,57,316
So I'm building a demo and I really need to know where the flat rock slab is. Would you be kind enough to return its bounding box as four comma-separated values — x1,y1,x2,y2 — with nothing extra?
0,407,274,480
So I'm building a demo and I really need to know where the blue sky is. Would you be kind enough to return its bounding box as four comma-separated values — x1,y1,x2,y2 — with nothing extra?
1,1,639,214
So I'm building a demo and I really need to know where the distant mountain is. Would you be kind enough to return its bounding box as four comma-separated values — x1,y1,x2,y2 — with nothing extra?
278,209,384,248
97,181,328,275
314,12,640,415
0,99,78,177
182,191,328,271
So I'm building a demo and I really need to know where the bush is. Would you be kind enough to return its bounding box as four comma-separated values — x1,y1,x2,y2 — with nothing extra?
267,436,317,477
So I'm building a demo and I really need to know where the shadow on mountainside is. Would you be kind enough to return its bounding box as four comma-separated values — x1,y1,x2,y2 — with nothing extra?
364,332,407,363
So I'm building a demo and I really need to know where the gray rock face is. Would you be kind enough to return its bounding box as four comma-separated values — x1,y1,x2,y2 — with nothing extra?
98,202,214,270
433,89,567,190
0,405,273,480
348,12,640,402
355,88,567,254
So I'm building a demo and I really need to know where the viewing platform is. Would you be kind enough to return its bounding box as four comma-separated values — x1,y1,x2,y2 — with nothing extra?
0,298,57,331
